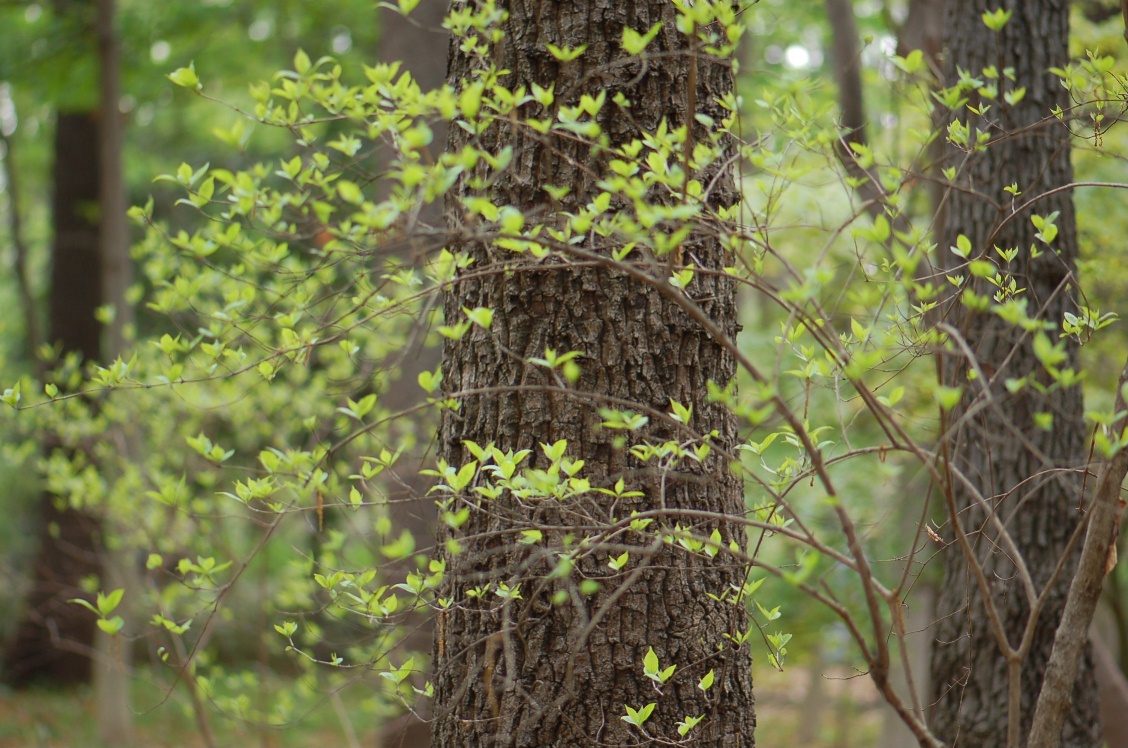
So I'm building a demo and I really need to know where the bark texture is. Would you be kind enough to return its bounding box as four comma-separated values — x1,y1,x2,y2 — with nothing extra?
433,2,755,746
929,1,1100,745
3,112,105,687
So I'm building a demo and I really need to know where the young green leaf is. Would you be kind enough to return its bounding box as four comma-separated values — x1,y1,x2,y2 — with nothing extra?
621,702,656,728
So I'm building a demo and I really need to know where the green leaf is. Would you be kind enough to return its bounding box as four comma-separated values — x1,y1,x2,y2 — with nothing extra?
677,715,704,736
981,7,1012,31
1,382,21,408
621,702,656,727
698,669,715,691
463,307,494,329
275,621,298,638
381,530,416,559
293,49,311,75
418,367,442,394
622,23,663,55
670,266,694,289
950,234,972,259
933,385,963,411
337,180,363,204
546,43,588,62
519,530,542,545
893,49,923,74
1003,87,1026,106
167,63,201,90
1032,333,1067,367
69,598,100,616
668,399,692,425
97,616,125,636
643,647,659,675
97,588,125,616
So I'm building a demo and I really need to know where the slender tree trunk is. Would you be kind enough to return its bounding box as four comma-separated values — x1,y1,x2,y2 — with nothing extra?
433,2,755,746
929,1,1100,745
91,1,134,742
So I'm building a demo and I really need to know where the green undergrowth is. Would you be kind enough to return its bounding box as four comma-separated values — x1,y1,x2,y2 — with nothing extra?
0,668,385,748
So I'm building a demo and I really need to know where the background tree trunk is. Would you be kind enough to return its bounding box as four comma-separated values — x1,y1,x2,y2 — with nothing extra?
432,2,755,746
90,0,134,743
929,1,1101,745
2,110,104,688
371,0,448,603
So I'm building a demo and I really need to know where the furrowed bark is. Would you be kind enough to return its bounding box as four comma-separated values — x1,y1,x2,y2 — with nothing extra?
433,2,755,746
929,1,1101,745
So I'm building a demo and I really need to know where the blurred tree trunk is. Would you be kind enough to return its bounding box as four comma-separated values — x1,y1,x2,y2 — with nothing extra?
372,0,448,599
372,4,447,744
929,1,1100,745
432,2,755,746
2,109,104,688
90,0,134,743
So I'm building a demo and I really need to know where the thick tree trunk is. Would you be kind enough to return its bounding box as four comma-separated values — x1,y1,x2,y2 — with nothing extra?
432,2,755,746
3,111,104,688
929,1,1100,745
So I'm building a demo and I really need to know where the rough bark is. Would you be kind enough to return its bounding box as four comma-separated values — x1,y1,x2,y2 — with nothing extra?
432,2,755,746
2,111,104,688
929,1,1100,745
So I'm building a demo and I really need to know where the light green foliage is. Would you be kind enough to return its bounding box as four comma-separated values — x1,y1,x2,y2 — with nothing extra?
69,588,126,635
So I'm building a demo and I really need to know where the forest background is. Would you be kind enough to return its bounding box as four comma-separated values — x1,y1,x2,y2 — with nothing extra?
0,0,1126,746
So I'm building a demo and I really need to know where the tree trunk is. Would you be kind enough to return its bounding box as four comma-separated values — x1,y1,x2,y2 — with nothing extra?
929,1,1100,745
432,2,755,746
91,0,135,742
2,111,104,688
372,0,448,596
